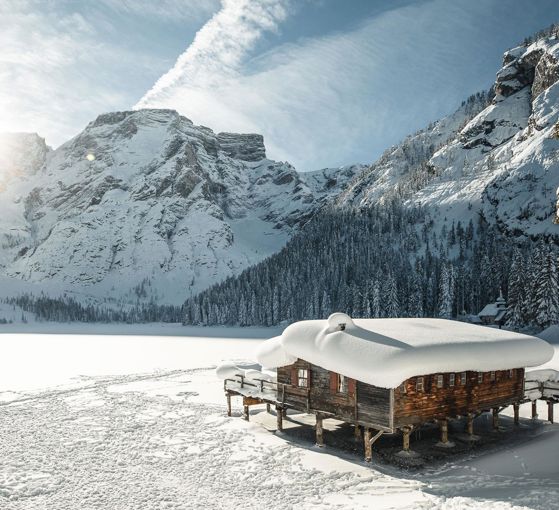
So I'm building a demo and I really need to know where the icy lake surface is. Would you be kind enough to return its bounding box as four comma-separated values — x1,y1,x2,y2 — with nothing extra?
1,324,558,509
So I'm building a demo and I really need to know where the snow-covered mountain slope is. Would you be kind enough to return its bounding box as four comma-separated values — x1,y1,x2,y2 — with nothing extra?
0,110,358,304
337,35,559,241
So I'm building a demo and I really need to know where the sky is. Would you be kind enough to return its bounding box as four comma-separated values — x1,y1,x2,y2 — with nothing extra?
1,0,558,171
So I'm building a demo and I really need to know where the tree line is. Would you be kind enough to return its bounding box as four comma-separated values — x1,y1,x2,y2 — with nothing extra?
182,203,558,331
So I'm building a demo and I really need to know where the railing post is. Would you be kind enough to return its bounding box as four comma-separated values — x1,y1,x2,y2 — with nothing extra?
364,428,372,462
439,419,449,444
466,412,474,436
492,407,499,430
354,423,362,442
532,400,538,419
548,401,554,424
276,405,283,431
513,403,520,426
402,426,411,452
315,414,324,447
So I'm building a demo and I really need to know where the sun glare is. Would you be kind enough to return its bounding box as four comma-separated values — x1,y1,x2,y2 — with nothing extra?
86,153,95,161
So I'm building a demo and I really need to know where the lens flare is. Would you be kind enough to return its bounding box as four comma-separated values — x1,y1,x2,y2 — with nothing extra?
86,153,95,161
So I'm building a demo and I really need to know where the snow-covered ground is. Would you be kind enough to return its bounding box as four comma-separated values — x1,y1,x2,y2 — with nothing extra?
1,325,559,509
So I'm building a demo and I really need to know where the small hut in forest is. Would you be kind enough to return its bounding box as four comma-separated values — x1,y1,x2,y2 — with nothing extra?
478,291,507,327
222,313,553,460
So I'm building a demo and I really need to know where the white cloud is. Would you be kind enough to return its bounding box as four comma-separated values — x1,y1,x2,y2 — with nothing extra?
0,0,218,147
137,0,557,170
97,0,219,22
137,0,293,103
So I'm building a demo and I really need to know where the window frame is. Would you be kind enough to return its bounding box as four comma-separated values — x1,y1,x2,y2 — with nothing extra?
297,368,309,388
490,371,496,382
416,376,424,392
460,372,467,385
337,374,347,393
436,374,444,389
449,373,455,387
478,372,483,384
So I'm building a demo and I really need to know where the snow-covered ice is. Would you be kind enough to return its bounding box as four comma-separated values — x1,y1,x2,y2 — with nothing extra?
1,324,559,509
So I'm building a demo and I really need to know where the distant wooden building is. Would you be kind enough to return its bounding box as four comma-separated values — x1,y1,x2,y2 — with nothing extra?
221,314,553,460
478,291,507,327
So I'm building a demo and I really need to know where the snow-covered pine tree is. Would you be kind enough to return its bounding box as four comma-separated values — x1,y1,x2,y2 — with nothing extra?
534,245,559,329
383,272,400,318
506,248,526,330
371,280,381,318
438,262,453,319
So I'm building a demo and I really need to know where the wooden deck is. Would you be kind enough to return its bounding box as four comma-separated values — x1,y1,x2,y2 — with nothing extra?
224,371,559,460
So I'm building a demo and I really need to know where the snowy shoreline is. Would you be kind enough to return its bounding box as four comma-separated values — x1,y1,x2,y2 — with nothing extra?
0,322,282,338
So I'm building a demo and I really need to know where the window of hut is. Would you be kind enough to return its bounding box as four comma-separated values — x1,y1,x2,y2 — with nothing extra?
337,374,347,393
460,372,467,385
297,368,309,388
416,376,424,392
436,374,444,388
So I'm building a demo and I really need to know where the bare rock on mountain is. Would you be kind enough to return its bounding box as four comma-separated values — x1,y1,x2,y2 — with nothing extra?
0,110,358,304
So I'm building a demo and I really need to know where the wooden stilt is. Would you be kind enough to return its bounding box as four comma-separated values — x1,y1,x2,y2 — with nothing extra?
466,413,474,436
439,419,449,444
532,400,538,419
548,401,554,424
513,403,520,426
492,407,499,430
315,414,324,447
282,408,287,418
266,403,271,413
243,405,249,421
276,406,283,432
364,428,373,462
402,427,411,452
226,392,232,417
354,424,361,442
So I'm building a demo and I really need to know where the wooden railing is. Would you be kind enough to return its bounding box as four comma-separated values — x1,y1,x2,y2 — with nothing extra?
524,378,559,401
224,373,277,393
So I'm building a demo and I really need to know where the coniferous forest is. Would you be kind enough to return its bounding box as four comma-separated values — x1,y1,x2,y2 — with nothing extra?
183,203,558,330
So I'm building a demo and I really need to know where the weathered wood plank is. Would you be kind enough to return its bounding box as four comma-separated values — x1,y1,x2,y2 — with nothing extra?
394,369,524,426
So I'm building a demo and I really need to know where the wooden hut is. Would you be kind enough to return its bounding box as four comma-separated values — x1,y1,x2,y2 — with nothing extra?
244,313,553,459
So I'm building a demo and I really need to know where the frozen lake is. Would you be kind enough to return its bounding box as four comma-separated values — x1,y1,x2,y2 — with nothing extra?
1,324,559,509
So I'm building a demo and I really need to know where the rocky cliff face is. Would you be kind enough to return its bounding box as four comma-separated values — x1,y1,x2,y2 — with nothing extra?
0,110,358,304
0,133,50,186
337,35,559,242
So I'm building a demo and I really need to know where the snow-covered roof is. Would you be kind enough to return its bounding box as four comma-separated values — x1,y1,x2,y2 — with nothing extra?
255,313,554,388
479,302,506,318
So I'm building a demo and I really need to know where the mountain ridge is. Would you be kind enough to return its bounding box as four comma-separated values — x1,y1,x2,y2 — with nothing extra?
0,109,361,305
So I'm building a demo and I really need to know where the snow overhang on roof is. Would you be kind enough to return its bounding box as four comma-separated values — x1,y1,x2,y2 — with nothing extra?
479,303,499,317
255,313,554,389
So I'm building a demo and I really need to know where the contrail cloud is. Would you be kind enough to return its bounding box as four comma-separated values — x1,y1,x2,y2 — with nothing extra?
136,0,291,107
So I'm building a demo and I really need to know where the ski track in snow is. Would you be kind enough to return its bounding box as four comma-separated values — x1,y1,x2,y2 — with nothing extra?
0,367,558,509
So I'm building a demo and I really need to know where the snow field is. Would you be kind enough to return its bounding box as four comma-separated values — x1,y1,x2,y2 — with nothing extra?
0,329,558,509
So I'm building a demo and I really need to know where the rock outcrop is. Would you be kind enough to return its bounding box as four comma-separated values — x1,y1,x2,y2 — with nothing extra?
337,34,559,242
0,110,358,304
